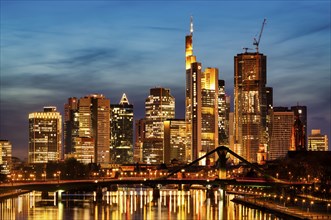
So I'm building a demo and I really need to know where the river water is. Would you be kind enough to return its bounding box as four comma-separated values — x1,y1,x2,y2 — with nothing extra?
1,188,282,220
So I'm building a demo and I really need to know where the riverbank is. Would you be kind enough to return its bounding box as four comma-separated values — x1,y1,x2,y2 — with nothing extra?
232,197,331,220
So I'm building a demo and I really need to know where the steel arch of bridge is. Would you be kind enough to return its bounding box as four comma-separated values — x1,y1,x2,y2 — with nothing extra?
166,146,281,183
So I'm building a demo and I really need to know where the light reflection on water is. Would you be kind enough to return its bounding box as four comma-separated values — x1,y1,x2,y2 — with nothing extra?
0,188,282,220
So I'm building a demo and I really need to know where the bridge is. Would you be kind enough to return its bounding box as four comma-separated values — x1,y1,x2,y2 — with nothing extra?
0,146,311,194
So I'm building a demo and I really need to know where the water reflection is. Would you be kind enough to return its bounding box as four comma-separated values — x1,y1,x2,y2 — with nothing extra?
1,188,282,220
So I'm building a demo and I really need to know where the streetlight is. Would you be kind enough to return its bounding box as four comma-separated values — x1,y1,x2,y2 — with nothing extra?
310,201,314,212
302,199,306,213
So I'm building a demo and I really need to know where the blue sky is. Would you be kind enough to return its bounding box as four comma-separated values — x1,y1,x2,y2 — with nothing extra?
1,1,330,159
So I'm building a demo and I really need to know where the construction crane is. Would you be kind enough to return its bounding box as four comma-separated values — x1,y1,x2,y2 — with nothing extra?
253,18,267,53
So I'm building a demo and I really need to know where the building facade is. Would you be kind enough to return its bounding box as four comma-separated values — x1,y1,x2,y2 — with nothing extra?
64,97,79,155
308,129,328,151
291,105,307,151
218,80,230,146
110,93,134,164
143,87,175,164
185,18,219,163
28,107,62,164
77,94,110,164
234,52,268,163
0,140,12,174
269,107,294,160
163,119,187,164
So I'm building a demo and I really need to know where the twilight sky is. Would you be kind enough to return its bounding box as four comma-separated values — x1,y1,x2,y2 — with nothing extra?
1,1,330,160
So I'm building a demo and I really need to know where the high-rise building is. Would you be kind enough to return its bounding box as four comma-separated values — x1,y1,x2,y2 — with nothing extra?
185,18,219,163
0,140,12,174
143,87,175,164
73,137,94,164
291,105,307,150
110,93,134,164
134,119,145,162
269,107,294,160
64,97,79,155
218,80,230,146
77,94,110,164
28,106,62,164
234,52,268,163
308,129,328,151
163,119,187,164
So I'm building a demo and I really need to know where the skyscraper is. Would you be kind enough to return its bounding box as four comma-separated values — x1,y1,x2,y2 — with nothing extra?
28,106,62,164
143,87,175,164
291,105,307,150
64,97,78,155
218,80,230,146
77,94,110,164
134,119,145,162
185,18,219,163
269,107,294,160
234,52,268,162
110,93,134,164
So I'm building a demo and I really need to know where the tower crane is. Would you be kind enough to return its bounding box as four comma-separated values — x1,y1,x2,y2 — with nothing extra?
253,18,267,53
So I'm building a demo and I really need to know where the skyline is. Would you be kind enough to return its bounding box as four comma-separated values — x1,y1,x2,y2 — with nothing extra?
1,1,330,160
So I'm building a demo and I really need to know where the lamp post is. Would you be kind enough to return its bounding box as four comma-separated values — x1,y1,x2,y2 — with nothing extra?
302,199,306,213
310,201,314,213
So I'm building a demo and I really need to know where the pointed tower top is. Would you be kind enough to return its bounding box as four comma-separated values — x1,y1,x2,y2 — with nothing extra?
190,16,194,35
119,93,130,105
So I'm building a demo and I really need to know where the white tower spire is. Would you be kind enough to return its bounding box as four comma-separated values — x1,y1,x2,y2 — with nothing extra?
190,16,193,35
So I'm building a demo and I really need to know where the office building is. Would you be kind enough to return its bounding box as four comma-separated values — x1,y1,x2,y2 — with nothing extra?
73,137,94,164
218,80,230,146
77,94,110,164
234,52,268,163
269,107,295,160
110,93,134,164
308,129,328,151
143,87,175,164
28,106,62,164
291,105,307,150
185,18,219,163
134,119,145,162
163,119,187,164
0,140,12,174
64,97,79,155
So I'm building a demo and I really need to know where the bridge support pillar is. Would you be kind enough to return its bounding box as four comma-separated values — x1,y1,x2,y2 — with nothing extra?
108,185,118,192
94,187,103,202
206,189,214,199
183,184,190,191
41,191,49,199
153,188,160,200
216,149,228,179
218,169,226,179
219,187,226,200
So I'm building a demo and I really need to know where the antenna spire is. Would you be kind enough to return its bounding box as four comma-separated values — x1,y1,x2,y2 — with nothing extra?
190,16,193,35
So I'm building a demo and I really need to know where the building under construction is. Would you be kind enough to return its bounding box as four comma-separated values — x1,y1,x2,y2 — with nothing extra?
234,52,269,163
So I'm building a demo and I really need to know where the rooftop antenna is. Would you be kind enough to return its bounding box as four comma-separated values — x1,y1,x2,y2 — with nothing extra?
190,16,193,35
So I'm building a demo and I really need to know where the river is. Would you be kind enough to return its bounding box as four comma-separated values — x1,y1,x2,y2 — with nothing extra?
1,188,283,220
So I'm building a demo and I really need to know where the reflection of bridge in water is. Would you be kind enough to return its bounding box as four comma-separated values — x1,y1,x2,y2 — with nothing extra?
1,146,312,202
